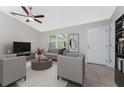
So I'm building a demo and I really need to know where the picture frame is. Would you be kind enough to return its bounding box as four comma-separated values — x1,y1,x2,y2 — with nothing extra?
68,34,79,52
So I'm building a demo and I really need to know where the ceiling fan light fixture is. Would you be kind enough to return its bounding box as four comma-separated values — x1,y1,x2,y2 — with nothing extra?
10,6,44,23
27,16,34,21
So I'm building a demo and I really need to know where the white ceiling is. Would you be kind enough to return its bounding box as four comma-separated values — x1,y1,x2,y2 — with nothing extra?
0,6,116,32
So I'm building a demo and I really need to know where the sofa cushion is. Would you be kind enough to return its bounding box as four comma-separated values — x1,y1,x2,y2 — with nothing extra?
66,53,83,57
45,53,58,60
0,54,16,58
48,49,59,54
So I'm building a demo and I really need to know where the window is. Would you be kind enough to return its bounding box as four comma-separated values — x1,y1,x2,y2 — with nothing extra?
49,35,57,49
57,34,67,49
49,34,67,49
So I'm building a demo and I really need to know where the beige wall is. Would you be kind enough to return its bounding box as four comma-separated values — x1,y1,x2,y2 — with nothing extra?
0,11,41,55
41,19,110,54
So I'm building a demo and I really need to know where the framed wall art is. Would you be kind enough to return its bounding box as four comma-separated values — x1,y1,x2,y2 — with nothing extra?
68,34,79,52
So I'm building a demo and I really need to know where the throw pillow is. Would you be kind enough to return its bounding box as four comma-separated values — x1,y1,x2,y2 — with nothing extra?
58,49,63,55
58,48,66,55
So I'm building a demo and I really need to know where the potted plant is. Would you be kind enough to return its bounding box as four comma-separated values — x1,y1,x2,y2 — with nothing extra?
35,48,44,61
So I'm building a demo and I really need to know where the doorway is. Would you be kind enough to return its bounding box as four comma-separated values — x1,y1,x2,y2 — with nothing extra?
87,28,109,65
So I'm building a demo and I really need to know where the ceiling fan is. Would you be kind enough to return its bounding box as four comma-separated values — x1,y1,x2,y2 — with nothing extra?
10,6,44,23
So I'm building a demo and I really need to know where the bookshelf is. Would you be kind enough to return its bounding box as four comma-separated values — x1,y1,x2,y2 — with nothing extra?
115,14,124,86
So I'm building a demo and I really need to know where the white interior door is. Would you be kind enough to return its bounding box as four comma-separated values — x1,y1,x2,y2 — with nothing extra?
87,29,108,65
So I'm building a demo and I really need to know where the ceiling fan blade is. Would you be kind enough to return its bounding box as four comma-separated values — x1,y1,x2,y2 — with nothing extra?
21,6,29,15
34,15,44,18
34,19,42,23
10,12,27,17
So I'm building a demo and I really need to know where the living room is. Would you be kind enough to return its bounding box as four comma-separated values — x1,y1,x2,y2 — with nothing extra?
0,5,124,88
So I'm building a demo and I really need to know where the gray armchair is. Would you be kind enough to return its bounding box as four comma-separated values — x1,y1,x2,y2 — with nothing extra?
58,53,85,86
0,54,26,86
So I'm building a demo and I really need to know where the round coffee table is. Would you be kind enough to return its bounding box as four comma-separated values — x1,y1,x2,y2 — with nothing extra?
31,58,52,70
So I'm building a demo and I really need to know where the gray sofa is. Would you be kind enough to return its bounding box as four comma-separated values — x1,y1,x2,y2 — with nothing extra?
58,53,85,86
0,54,26,86
44,49,60,61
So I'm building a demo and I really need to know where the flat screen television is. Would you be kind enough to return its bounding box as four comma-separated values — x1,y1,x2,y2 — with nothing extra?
13,42,31,53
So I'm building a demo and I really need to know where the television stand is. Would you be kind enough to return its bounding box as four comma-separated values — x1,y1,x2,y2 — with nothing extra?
16,52,35,60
